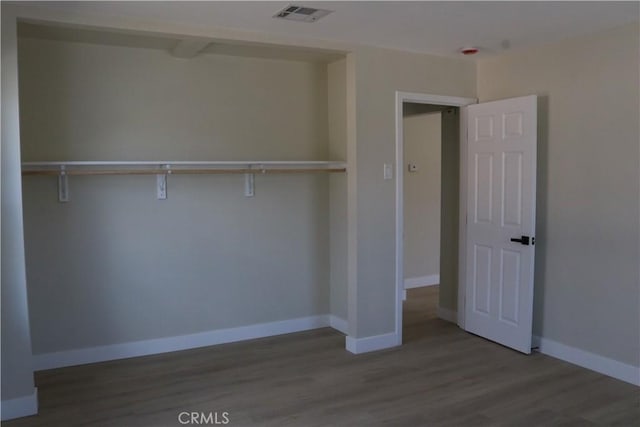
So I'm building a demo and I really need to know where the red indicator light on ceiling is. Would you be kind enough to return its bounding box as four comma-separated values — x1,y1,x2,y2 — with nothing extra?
460,47,479,55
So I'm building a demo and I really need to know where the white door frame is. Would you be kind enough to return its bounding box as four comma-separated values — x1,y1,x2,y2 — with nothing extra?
394,91,477,342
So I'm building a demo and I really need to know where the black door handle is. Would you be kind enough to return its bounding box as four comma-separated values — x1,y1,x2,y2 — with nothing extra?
510,235,534,245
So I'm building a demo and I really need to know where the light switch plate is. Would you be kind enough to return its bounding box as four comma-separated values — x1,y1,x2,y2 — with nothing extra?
408,163,418,172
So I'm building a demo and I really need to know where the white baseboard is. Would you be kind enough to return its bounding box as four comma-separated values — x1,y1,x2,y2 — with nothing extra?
404,274,440,289
329,315,348,335
437,307,457,323
533,335,640,386
34,315,330,371
1,388,38,421
345,332,400,354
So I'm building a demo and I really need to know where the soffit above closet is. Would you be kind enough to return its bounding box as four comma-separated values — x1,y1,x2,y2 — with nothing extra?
17,21,345,63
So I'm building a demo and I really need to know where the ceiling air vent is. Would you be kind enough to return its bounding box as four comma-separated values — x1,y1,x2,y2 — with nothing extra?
274,5,333,23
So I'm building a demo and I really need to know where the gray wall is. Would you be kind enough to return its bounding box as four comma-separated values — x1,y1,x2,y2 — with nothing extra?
478,23,640,366
5,2,478,348
351,46,476,337
19,37,334,354
403,111,441,280
328,59,348,322
1,6,37,407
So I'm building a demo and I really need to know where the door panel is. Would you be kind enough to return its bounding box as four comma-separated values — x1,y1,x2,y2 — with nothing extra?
499,248,521,325
465,95,537,354
472,244,492,315
474,154,493,223
502,152,523,227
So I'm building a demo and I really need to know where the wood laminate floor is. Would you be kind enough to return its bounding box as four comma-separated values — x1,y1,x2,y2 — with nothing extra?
6,286,639,426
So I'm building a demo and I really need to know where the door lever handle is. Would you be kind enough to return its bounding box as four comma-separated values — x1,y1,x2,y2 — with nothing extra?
510,235,534,245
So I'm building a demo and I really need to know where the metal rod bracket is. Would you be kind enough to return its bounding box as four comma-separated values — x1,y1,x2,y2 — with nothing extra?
244,173,255,197
58,166,69,202
157,164,170,200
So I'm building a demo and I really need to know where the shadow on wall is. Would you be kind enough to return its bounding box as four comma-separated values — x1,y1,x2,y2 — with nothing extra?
533,95,549,337
22,173,331,354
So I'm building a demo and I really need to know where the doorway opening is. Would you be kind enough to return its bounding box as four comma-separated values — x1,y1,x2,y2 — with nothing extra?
402,104,453,341
394,92,476,345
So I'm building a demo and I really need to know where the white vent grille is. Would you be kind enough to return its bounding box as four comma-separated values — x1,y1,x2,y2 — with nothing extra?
274,5,333,23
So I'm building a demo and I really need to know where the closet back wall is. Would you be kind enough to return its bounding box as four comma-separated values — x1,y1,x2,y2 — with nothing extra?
18,37,331,355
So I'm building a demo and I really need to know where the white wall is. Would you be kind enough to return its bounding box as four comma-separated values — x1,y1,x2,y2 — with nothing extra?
478,23,640,367
403,111,441,281
18,37,333,354
1,6,38,419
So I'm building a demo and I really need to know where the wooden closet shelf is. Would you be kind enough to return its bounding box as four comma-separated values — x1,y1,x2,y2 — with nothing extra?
21,161,347,201
22,167,347,176
21,161,347,176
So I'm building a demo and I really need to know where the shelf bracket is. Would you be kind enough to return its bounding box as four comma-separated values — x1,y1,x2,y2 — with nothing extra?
157,164,170,200
244,173,254,197
58,166,69,203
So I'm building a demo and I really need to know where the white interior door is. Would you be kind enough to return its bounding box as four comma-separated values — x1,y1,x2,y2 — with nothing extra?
464,95,537,354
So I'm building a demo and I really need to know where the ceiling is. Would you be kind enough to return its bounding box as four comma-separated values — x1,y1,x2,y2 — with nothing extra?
21,1,640,58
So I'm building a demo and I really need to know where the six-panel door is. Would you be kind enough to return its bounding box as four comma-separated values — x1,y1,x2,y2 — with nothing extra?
465,95,537,354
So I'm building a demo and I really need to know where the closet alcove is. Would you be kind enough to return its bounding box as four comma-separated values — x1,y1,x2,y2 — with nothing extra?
17,21,349,367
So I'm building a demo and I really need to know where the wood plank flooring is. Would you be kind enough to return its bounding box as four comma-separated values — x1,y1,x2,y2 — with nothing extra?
5,286,639,426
